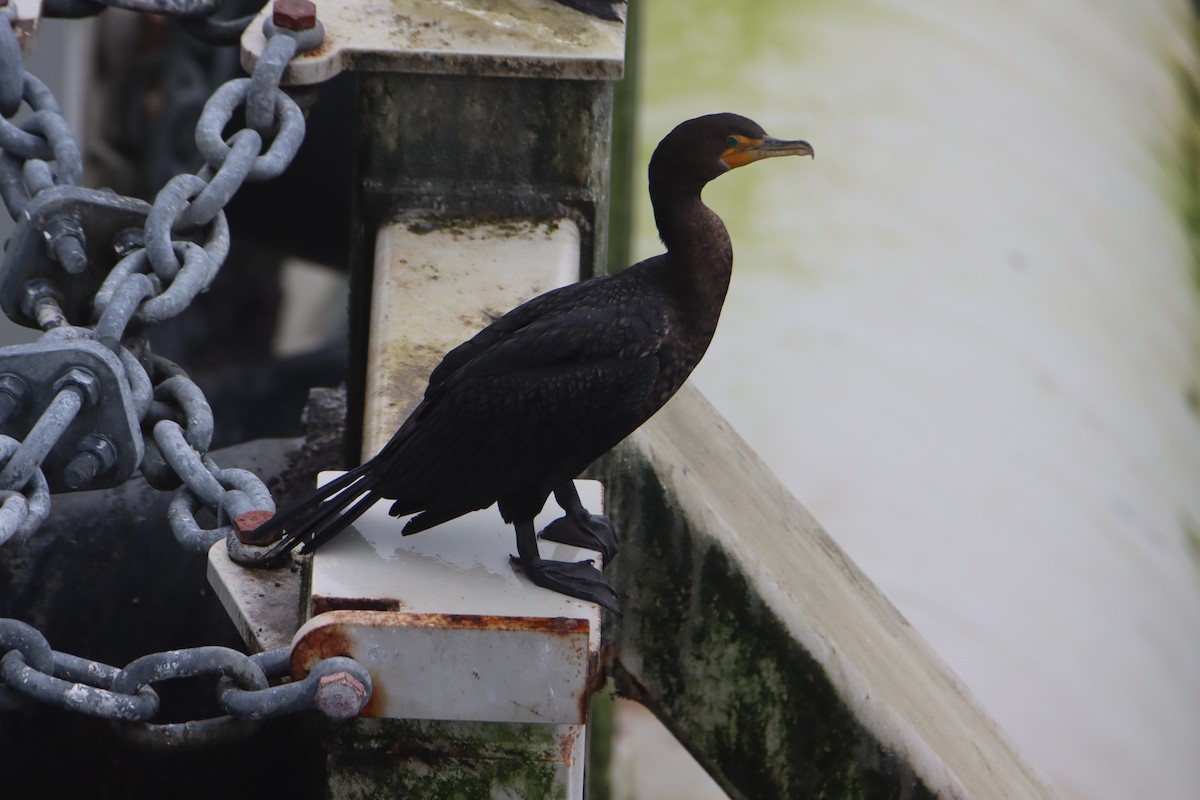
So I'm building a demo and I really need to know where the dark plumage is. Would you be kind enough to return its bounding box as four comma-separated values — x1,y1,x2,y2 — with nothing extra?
258,113,812,614
554,0,624,22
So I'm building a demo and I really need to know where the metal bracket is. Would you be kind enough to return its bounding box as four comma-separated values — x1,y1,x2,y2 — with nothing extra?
292,475,602,722
0,338,144,491
0,185,150,328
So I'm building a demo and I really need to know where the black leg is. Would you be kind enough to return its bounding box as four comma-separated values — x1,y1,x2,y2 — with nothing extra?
511,519,620,615
538,482,619,564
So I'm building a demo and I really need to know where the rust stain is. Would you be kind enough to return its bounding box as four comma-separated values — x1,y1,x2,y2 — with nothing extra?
295,34,334,59
292,609,596,722
233,509,277,545
558,724,581,767
311,595,404,617
576,643,613,723
360,677,387,718
573,685,589,726
290,624,353,682
382,612,590,635
304,609,589,635
295,606,591,638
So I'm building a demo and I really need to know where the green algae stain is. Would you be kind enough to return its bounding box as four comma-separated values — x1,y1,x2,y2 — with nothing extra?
599,445,935,800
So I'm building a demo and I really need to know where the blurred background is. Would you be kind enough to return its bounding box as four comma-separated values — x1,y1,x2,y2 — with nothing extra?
618,2,1200,799
6,2,1200,798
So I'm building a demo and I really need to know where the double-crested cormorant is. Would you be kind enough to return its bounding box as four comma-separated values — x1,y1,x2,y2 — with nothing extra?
258,113,812,614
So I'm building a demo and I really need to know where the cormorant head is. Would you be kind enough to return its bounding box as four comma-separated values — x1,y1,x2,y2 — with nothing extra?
650,113,814,189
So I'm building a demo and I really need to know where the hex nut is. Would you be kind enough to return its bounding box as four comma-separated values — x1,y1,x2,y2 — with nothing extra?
273,0,317,31
233,510,277,545
314,671,367,719
53,367,100,406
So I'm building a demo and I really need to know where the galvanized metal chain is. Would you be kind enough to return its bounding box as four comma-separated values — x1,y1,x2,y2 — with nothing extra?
42,0,260,47
0,618,372,747
0,1,352,742
0,10,326,550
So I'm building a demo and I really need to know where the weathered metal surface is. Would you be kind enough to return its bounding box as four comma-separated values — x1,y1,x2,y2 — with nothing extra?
240,0,624,83
599,385,1060,800
364,216,580,452
0,338,143,492
295,474,602,722
345,73,615,448
306,473,602,632
292,609,592,724
274,6,622,795
351,82,613,277
207,541,304,653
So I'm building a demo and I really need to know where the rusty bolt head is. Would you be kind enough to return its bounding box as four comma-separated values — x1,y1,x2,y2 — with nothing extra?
20,279,64,324
233,509,278,545
273,0,317,31
314,671,367,719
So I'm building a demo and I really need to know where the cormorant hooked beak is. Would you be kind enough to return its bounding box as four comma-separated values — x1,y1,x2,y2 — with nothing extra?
720,136,814,169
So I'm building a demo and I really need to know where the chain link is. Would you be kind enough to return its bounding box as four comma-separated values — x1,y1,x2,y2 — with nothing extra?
0,619,373,747
0,7,321,538
0,3,359,741
0,436,50,546
43,0,254,36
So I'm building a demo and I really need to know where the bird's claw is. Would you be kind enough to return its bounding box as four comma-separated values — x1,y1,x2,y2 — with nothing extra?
510,555,621,616
539,513,619,565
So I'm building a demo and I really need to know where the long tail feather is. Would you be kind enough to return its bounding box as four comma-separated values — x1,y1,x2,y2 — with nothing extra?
298,488,385,553
257,462,373,536
261,462,381,558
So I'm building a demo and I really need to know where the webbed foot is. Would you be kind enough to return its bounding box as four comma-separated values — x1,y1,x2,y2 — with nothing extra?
510,555,621,616
539,513,619,564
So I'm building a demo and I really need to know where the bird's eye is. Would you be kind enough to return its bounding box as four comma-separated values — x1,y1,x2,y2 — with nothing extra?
726,135,739,148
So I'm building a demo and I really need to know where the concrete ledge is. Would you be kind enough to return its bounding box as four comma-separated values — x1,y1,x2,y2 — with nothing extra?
241,0,625,84
316,717,585,799
599,385,1059,799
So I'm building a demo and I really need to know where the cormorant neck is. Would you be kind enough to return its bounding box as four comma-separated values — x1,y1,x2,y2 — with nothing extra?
648,173,733,340
649,167,731,255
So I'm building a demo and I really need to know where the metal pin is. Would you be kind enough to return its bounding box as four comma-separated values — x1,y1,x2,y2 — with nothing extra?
43,217,88,275
63,434,118,491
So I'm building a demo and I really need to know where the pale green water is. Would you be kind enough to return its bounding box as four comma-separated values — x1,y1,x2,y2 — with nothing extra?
627,3,1200,799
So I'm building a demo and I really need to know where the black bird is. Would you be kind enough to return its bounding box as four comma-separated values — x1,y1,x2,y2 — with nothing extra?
555,0,624,22
258,114,812,614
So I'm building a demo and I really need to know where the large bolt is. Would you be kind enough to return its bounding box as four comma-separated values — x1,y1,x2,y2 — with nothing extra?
314,671,368,719
63,433,118,490
43,217,88,275
53,367,99,406
273,0,317,31
233,510,277,545
20,279,67,331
